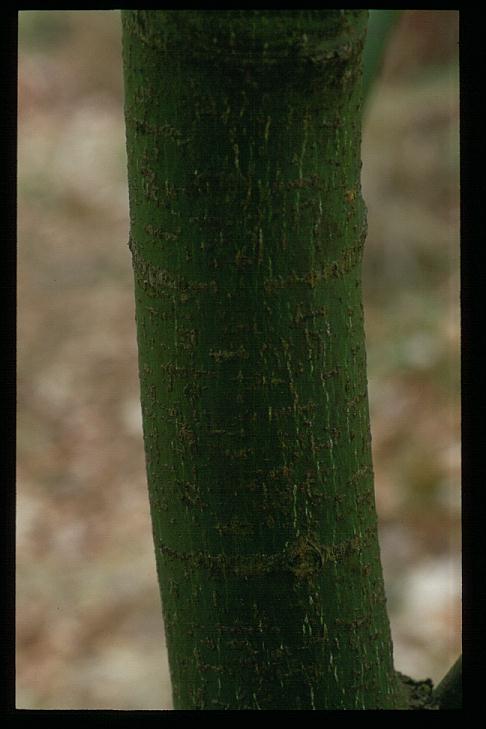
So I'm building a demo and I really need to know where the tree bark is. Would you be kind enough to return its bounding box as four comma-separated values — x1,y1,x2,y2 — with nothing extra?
122,9,406,710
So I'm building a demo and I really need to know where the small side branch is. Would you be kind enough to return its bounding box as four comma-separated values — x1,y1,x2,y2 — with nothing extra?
362,10,401,108
433,654,462,710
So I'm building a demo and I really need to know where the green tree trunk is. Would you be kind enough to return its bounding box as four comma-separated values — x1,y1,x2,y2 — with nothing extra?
122,10,406,710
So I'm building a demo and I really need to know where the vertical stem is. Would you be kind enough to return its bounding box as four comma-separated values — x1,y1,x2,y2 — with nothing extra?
122,10,405,710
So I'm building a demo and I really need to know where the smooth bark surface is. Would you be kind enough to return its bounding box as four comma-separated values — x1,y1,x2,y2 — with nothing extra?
122,10,405,709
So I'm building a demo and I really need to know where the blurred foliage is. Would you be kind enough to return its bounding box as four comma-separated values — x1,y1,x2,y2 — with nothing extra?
19,11,73,50
17,10,460,709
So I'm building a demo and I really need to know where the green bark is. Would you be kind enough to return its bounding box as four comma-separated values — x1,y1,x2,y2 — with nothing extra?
122,10,406,710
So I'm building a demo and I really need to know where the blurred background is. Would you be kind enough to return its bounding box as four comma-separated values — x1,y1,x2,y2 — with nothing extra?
17,10,460,709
